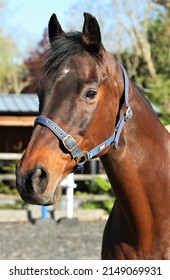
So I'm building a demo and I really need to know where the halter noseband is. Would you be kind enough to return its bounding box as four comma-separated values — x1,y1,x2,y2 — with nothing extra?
34,64,133,173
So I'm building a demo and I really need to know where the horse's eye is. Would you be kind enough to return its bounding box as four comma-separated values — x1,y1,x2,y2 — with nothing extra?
84,90,97,100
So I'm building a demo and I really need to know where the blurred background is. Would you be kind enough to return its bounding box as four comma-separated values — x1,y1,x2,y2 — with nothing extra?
0,0,170,259
0,0,169,113
0,0,169,259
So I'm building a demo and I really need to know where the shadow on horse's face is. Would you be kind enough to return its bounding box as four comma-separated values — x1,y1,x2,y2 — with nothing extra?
16,13,121,205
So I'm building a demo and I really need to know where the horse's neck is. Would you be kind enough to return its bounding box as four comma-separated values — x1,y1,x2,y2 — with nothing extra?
101,82,170,243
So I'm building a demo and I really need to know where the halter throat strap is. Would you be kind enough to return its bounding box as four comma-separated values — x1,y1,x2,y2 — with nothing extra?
34,64,133,172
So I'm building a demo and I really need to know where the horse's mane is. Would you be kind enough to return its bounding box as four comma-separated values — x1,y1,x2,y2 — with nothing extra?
131,80,155,112
44,31,101,77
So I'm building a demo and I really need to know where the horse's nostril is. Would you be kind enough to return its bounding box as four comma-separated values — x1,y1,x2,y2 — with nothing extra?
32,168,43,178
26,167,48,194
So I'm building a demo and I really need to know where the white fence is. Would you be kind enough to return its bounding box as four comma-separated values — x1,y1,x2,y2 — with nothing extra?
0,153,107,181
0,153,107,219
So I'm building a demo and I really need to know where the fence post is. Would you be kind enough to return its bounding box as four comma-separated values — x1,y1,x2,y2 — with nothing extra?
66,181,74,219
42,206,48,219
61,173,77,219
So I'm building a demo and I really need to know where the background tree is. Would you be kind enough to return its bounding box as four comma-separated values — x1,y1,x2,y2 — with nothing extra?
3,0,167,123
153,0,170,9
0,32,27,93
68,0,169,124
144,10,170,121
0,2,27,93
21,29,49,93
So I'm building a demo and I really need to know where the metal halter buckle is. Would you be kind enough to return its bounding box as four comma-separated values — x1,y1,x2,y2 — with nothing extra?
77,151,89,164
62,135,77,152
124,106,133,122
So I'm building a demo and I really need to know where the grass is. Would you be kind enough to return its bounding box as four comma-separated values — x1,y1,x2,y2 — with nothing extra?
81,199,115,214
0,200,25,210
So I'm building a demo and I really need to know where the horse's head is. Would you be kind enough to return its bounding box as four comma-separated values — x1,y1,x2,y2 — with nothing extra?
16,13,124,205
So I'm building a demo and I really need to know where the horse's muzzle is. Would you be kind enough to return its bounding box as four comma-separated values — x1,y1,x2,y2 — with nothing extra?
16,164,53,205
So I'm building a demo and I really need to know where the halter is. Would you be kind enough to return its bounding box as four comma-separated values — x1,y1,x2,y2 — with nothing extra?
34,64,133,173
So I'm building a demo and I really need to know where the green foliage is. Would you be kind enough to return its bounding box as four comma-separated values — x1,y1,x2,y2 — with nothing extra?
2,159,17,173
116,10,170,124
85,176,112,194
81,199,114,214
136,73,170,124
148,15,170,75
78,176,114,214
146,74,170,109
0,200,25,210
75,191,89,196
143,14,170,123
0,29,27,93
0,180,18,195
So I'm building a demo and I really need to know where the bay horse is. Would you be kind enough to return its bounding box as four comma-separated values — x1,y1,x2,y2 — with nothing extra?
16,13,170,259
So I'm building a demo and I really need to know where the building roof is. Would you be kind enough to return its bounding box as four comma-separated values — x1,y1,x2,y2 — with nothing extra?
0,94,38,115
0,93,162,116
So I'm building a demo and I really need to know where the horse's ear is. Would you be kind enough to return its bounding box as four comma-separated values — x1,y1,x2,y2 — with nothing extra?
48,13,65,43
82,13,102,53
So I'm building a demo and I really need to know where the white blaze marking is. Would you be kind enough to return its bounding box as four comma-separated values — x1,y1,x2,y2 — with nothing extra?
57,67,70,82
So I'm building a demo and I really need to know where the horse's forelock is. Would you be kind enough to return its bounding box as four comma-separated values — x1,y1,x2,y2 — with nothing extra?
43,31,103,78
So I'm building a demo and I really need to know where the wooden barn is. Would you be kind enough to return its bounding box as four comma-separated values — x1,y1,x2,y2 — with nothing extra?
0,94,38,153
0,93,163,153
0,93,165,189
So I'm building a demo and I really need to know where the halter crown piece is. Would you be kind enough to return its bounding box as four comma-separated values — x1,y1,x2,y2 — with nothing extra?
34,64,133,173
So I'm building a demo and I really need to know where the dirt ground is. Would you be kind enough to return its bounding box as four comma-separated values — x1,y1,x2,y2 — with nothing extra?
0,220,106,260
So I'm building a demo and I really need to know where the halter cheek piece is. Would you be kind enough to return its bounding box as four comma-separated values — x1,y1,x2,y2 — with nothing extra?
34,64,133,173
